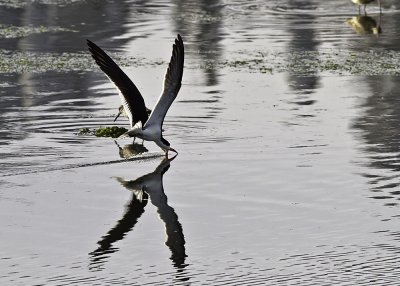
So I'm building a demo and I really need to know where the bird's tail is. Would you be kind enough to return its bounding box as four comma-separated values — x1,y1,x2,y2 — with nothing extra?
119,128,138,139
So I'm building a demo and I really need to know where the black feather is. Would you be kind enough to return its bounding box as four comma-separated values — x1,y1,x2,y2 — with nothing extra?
87,40,149,126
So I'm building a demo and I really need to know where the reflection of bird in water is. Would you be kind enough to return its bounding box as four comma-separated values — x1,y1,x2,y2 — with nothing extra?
87,35,184,157
351,0,381,15
114,140,148,159
89,188,149,270
89,155,187,271
346,15,382,34
116,155,187,268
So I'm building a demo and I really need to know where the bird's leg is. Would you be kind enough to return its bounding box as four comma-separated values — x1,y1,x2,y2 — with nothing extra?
114,111,122,122
378,0,382,14
133,137,136,143
364,4,367,16
358,5,361,15
141,139,144,145
114,140,121,149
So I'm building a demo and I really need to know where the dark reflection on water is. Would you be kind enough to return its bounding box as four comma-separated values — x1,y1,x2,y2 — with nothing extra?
114,141,148,159
0,0,152,52
0,71,106,148
89,191,148,270
285,0,320,95
352,76,400,205
169,0,226,143
89,156,187,275
173,0,224,87
347,3,400,207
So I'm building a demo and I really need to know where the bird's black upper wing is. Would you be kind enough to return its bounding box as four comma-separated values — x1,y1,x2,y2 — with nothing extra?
87,40,148,127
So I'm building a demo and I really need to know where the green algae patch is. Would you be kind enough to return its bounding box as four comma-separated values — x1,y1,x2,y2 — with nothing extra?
0,0,85,8
0,50,150,73
0,24,76,39
77,127,94,136
95,126,128,138
78,126,128,138
2,48,400,75
209,50,400,76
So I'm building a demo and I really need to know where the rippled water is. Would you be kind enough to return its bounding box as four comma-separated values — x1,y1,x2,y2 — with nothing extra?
2,0,400,285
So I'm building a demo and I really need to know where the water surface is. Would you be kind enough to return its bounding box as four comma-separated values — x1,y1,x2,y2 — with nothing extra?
1,0,400,285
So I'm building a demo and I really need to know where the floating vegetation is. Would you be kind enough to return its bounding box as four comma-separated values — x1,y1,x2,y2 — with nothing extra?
0,24,76,38
215,49,400,75
95,126,128,138
77,127,94,136
1,48,400,75
78,126,128,138
0,0,84,8
0,50,155,73
0,51,92,73
0,0,28,8
176,11,224,24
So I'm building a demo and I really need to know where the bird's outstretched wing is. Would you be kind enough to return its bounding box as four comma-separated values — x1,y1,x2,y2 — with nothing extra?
144,34,184,130
87,40,149,127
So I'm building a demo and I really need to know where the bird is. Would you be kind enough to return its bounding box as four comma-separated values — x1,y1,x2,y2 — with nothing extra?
352,0,381,15
87,34,184,158
346,15,382,34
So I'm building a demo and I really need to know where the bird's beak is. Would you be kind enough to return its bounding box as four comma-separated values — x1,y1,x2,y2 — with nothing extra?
166,147,178,160
114,111,121,122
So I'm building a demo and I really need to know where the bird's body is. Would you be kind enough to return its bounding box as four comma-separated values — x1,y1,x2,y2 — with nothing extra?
87,35,184,157
347,15,381,34
352,0,376,4
127,122,168,151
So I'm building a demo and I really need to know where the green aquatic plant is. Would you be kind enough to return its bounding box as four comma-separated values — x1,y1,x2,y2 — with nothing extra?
78,126,128,138
1,48,400,75
0,50,146,73
0,0,85,8
78,127,94,136
95,126,128,138
0,24,76,39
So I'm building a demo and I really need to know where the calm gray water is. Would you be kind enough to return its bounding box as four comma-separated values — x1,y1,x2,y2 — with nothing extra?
2,0,400,285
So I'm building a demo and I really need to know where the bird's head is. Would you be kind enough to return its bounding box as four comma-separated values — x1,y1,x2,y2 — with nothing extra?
114,105,125,122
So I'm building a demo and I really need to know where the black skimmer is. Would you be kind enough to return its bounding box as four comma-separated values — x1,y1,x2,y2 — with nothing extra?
87,35,184,157
346,15,382,34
